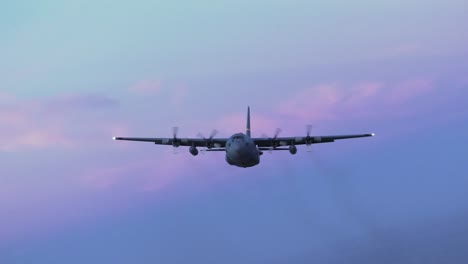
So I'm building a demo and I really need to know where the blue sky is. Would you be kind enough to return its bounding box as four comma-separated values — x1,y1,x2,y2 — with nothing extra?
1,1,468,263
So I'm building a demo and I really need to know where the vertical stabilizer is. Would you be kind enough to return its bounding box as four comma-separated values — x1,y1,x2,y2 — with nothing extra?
246,106,251,137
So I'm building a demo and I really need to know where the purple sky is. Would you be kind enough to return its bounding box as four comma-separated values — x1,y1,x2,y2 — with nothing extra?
1,1,468,263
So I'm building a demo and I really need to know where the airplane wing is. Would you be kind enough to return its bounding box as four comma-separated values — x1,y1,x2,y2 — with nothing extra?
253,133,374,148
112,136,229,148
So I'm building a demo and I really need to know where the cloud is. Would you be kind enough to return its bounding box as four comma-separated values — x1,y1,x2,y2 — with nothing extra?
214,112,282,136
128,79,189,109
0,92,15,103
0,107,27,126
170,84,188,109
44,94,119,111
277,84,345,122
158,78,435,142
129,80,162,95
276,78,435,123
0,93,123,151
388,79,434,103
80,150,225,193
274,212,468,264
0,129,75,151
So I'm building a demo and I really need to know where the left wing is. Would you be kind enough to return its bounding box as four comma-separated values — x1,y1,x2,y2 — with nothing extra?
112,137,228,148
254,133,374,148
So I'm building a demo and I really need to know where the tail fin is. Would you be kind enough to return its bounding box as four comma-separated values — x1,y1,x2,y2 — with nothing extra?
246,106,251,137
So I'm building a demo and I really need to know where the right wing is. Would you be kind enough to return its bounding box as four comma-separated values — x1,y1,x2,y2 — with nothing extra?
253,133,374,148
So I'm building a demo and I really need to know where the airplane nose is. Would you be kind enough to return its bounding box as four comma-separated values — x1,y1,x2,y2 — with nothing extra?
232,143,242,154
230,142,245,156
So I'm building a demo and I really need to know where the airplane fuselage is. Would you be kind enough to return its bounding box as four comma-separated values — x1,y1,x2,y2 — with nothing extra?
225,133,260,168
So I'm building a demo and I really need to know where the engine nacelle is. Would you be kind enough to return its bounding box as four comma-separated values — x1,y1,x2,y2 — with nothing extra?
289,145,297,155
189,146,199,156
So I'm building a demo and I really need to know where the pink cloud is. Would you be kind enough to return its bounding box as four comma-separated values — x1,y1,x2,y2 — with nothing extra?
277,84,344,122
129,80,162,95
0,152,228,244
45,93,119,111
0,92,15,102
0,130,75,151
348,82,382,101
388,78,434,103
214,112,281,136
0,108,27,126
0,104,73,151
276,78,434,123
128,79,189,111
0,93,125,151
80,150,224,193
170,84,188,109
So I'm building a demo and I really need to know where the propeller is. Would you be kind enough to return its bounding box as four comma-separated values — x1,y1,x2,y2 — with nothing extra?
172,126,179,138
197,129,218,148
263,128,282,154
306,124,313,152
197,129,218,140
273,128,282,140
272,128,282,148
172,126,180,153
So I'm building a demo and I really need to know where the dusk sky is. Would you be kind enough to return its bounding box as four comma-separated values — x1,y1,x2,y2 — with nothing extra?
1,1,468,263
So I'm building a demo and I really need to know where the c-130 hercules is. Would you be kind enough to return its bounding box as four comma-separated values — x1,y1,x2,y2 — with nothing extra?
113,107,374,168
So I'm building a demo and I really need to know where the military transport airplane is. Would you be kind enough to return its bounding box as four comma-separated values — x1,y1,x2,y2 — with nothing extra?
113,107,374,168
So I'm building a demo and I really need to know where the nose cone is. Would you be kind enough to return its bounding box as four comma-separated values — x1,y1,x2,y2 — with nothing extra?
227,140,259,167
231,142,250,157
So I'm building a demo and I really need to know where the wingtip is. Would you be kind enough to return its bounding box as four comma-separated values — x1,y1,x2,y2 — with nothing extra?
371,133,375,137
112,137,117,140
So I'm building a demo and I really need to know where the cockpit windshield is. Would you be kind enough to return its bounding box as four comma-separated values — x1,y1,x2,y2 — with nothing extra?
233,134,243,140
